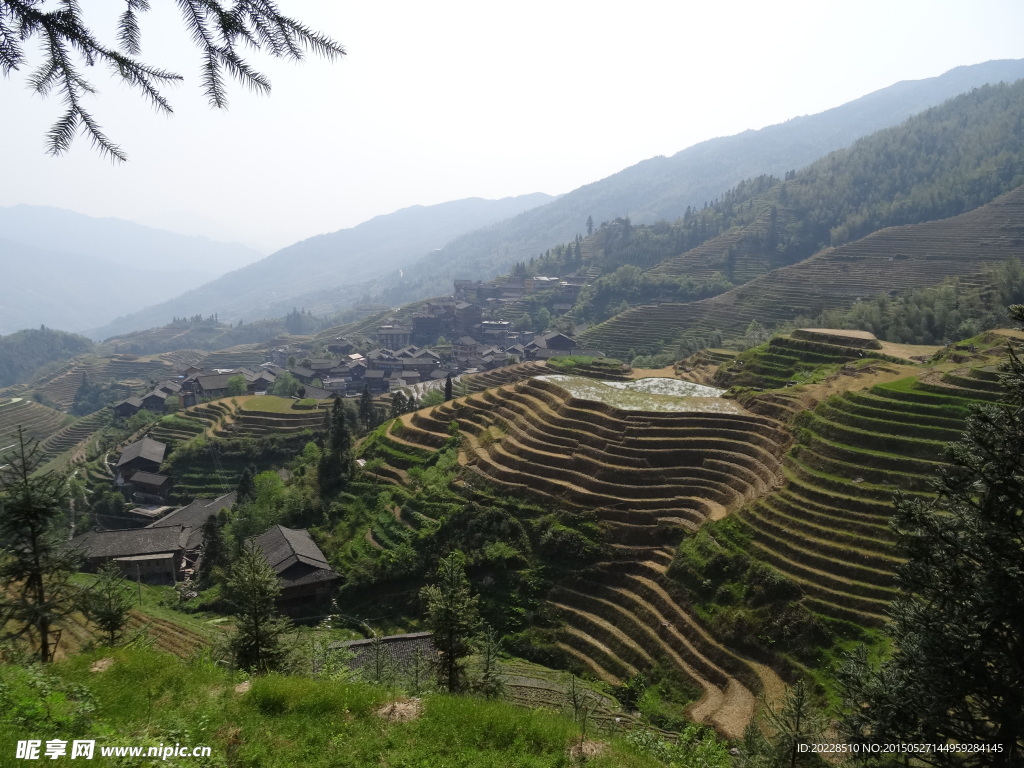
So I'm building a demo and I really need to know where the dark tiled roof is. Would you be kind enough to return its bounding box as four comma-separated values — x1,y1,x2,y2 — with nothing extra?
148,491,237,530
116,396,144,409
253,525,335,581
196,373,233,391
299,386,336,400
116,437,166,468
72,526,189,559
130,471,171,486
336,632,436,674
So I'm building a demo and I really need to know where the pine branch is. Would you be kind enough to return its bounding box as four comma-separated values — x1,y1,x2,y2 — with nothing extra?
4,0,344,158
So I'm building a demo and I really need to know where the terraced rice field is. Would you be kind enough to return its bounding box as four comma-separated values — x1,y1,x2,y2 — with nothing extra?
30,355,180,410
460,361,549,393
213,396,326,439
200,345,266,370
0,397,71,446
580,187,1024,358
719,364,1004,629
648,203,794,285
363,375,791,736
160,397,322,500
40,409,110,456
715,333,908,391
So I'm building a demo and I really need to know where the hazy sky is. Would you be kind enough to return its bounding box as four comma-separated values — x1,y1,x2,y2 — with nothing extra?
4,0,1024,254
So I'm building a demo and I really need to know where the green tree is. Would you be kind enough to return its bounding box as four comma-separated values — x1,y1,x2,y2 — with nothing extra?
762,680,827,768
1,0,345,161
390,391,407,418
270,372,300,397
838,306,1024,766
236,464,258,504
0,428,80,663
89,488,128,527
199,511,230,587
358,385,377,432
83,562,134,646
226,542,291,673
743,319,770,348
586,215,594,236
318,398,353,494
420,551,479,693
534,307,552,333
471,624,505,699
226,374,247,397
444,374,453,402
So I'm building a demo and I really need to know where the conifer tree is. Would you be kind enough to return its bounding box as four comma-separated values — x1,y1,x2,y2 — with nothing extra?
838,306,1024,766
199,511,230,585
359,385,377,432
236,464,258,504
0,428,80,662
84,562,134,647
226,542,291,673
318,397,353,494
420,552,479,692
390,391,407,418
444,374,453,402
0,1,346,161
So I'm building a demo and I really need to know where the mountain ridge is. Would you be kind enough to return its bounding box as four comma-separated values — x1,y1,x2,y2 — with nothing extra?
90,193,555,339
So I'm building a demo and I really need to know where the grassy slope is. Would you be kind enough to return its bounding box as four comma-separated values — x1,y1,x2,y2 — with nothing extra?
0,648,664,768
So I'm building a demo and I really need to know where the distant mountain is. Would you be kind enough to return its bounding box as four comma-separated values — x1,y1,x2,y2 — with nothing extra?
0,238,244,336
95,59,1024,340
0,206,266,334
576,79,1024,357
368,59,1024,307
0,205,262,276
90,193,554,338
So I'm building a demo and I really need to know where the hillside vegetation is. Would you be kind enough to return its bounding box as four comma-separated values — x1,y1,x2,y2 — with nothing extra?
0,328,94,389
577,80,1024,357
582,185,1024,358
0,648,670,768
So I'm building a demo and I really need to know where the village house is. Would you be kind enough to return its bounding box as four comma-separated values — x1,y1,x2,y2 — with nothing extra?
114,436,167,484
127,471,174,502
253,525,340,614
140,389,169,412
377,325,412,349
72,526,192,584
193,373,233,399
113,396,143,419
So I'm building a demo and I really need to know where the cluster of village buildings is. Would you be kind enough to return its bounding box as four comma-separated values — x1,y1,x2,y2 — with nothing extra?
76,438,338,615
112,276,600,421
78,277,603,616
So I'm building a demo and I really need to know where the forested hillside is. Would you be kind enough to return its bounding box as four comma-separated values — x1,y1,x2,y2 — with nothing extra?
578,80,1024,357
353,61,1024,311
0,327,94,388
81,60,1024,342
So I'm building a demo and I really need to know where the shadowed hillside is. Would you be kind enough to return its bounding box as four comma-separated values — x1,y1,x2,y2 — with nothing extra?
580,186,1024,358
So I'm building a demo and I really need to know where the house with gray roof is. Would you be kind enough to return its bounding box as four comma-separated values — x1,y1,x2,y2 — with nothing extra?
115,437,167,483
149,491,237,532
72,525,191,584
194,373,233,398
253,525,339,613
113,396,143,418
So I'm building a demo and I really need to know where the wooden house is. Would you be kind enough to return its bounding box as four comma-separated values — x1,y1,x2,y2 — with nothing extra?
253,525,339,614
